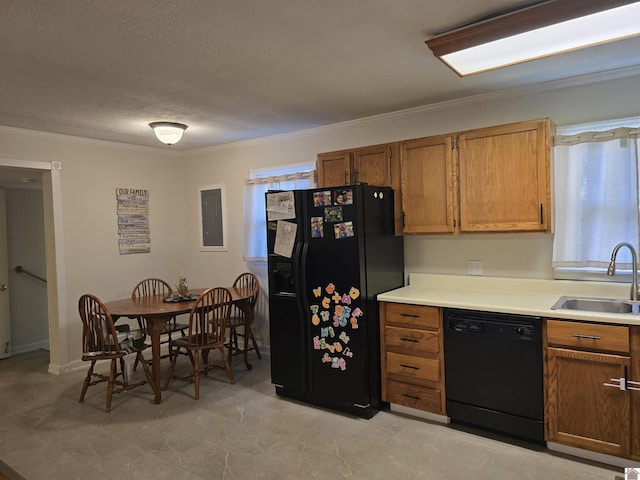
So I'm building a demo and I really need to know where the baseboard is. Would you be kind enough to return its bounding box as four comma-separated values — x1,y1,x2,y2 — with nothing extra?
546,441,637,469
389,403,450,424
10,340,49,355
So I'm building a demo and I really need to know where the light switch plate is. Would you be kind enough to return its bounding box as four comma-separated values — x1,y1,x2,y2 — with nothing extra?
467,260,483,276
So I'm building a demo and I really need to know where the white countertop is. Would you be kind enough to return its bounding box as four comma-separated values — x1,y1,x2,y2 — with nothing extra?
378,273,640,326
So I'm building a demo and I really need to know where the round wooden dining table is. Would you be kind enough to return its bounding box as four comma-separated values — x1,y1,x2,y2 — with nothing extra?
104,286,252,404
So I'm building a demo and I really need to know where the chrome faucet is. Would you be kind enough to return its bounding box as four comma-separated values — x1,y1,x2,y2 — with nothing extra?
608,242,640,301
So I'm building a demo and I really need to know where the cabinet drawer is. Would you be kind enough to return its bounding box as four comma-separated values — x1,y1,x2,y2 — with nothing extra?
547,319,629,354
385,326,439,354
386,351,440,382
387,380,443,414
385,303,440,330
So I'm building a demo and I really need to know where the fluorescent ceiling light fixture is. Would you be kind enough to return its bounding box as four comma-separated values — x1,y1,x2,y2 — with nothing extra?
426,0,640,76
148,121,188,145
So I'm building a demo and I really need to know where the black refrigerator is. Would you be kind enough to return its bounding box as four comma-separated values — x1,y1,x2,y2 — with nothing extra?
266,184,404,418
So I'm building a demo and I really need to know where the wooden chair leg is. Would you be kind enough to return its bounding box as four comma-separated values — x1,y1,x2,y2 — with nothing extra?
79,360,96,403
193,353,201,400
248,327,262,359
227,327,236,362
202,349,210,376
137,351,154,391
163,350,179,390
219,347,235,384
106,359,118,413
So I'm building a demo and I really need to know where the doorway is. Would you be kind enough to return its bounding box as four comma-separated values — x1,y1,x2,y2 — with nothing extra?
0,160,64,374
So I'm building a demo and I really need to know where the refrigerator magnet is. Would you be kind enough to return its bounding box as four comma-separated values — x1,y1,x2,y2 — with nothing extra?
310,217,324,238
313,287,321,297
334,221,354,239
348,287,360,300
313,191,332,207
324,206,343,222
333,189,353,205
325,282,335,294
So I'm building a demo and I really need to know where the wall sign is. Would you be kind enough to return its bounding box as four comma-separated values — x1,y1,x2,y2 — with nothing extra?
116,188,150,255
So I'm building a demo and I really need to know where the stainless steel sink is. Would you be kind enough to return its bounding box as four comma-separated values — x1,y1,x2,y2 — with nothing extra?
551,296,640,314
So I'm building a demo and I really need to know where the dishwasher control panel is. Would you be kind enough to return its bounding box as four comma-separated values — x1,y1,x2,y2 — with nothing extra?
447,311,540,341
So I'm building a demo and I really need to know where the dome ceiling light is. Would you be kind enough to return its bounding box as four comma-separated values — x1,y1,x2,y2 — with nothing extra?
148,121,188,145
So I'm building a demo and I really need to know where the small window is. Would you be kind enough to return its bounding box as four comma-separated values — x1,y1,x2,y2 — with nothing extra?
553,117,640,280
199,184,227,251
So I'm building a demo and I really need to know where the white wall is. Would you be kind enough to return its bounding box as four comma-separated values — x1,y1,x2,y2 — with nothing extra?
0,129,189,370
0,72,639,370
182,73,640,285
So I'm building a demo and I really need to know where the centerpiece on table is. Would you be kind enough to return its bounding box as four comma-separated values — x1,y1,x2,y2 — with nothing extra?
176,273,189,298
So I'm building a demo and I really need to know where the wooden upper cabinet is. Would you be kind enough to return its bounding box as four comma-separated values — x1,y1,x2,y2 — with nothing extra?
458,118,552,233
400,135,456,234
317,143,403,234
352,144,392,186
317,150,352,187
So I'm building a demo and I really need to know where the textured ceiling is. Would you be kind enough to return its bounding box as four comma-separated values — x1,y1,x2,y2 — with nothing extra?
1,0,640,153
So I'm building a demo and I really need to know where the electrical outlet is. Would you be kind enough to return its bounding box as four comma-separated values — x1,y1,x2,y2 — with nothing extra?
467,260,483,276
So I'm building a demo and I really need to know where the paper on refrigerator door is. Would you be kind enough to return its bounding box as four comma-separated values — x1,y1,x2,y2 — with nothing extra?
266,191,296,220
274,220,297,258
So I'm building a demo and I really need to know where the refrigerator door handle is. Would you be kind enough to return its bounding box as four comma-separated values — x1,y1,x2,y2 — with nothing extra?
299,239,310,313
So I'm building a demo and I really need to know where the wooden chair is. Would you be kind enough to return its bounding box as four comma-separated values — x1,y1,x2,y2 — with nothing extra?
78,294,153,412
163,287,235,399
131,278,188,365
227,272,261,369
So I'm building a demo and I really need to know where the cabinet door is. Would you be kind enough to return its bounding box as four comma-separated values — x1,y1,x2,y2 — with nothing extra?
547,347,630,457
352,144,391,186
631,326,640,460
317,151,352,187
458,118,552,233
353,143,403,234
400,135,457,234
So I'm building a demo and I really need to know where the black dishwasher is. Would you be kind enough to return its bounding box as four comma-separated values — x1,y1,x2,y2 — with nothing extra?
443,308,544,443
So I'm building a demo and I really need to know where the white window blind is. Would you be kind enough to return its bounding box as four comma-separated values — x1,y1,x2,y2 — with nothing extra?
243,163,316,262
553,118,640,279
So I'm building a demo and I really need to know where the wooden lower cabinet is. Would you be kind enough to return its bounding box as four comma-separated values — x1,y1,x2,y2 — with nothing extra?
380,302,445,415
546,347,630,457
546,319,639,459
631,326,640,460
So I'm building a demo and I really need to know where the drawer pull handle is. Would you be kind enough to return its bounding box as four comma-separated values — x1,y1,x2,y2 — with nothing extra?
571,334,601,340
400,364,419,370
401,393,421,400
604,377,626,390
400,313,420,318
400,337,419,343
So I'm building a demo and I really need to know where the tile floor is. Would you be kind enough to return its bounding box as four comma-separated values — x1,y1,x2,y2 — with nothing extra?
0,349,626,480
